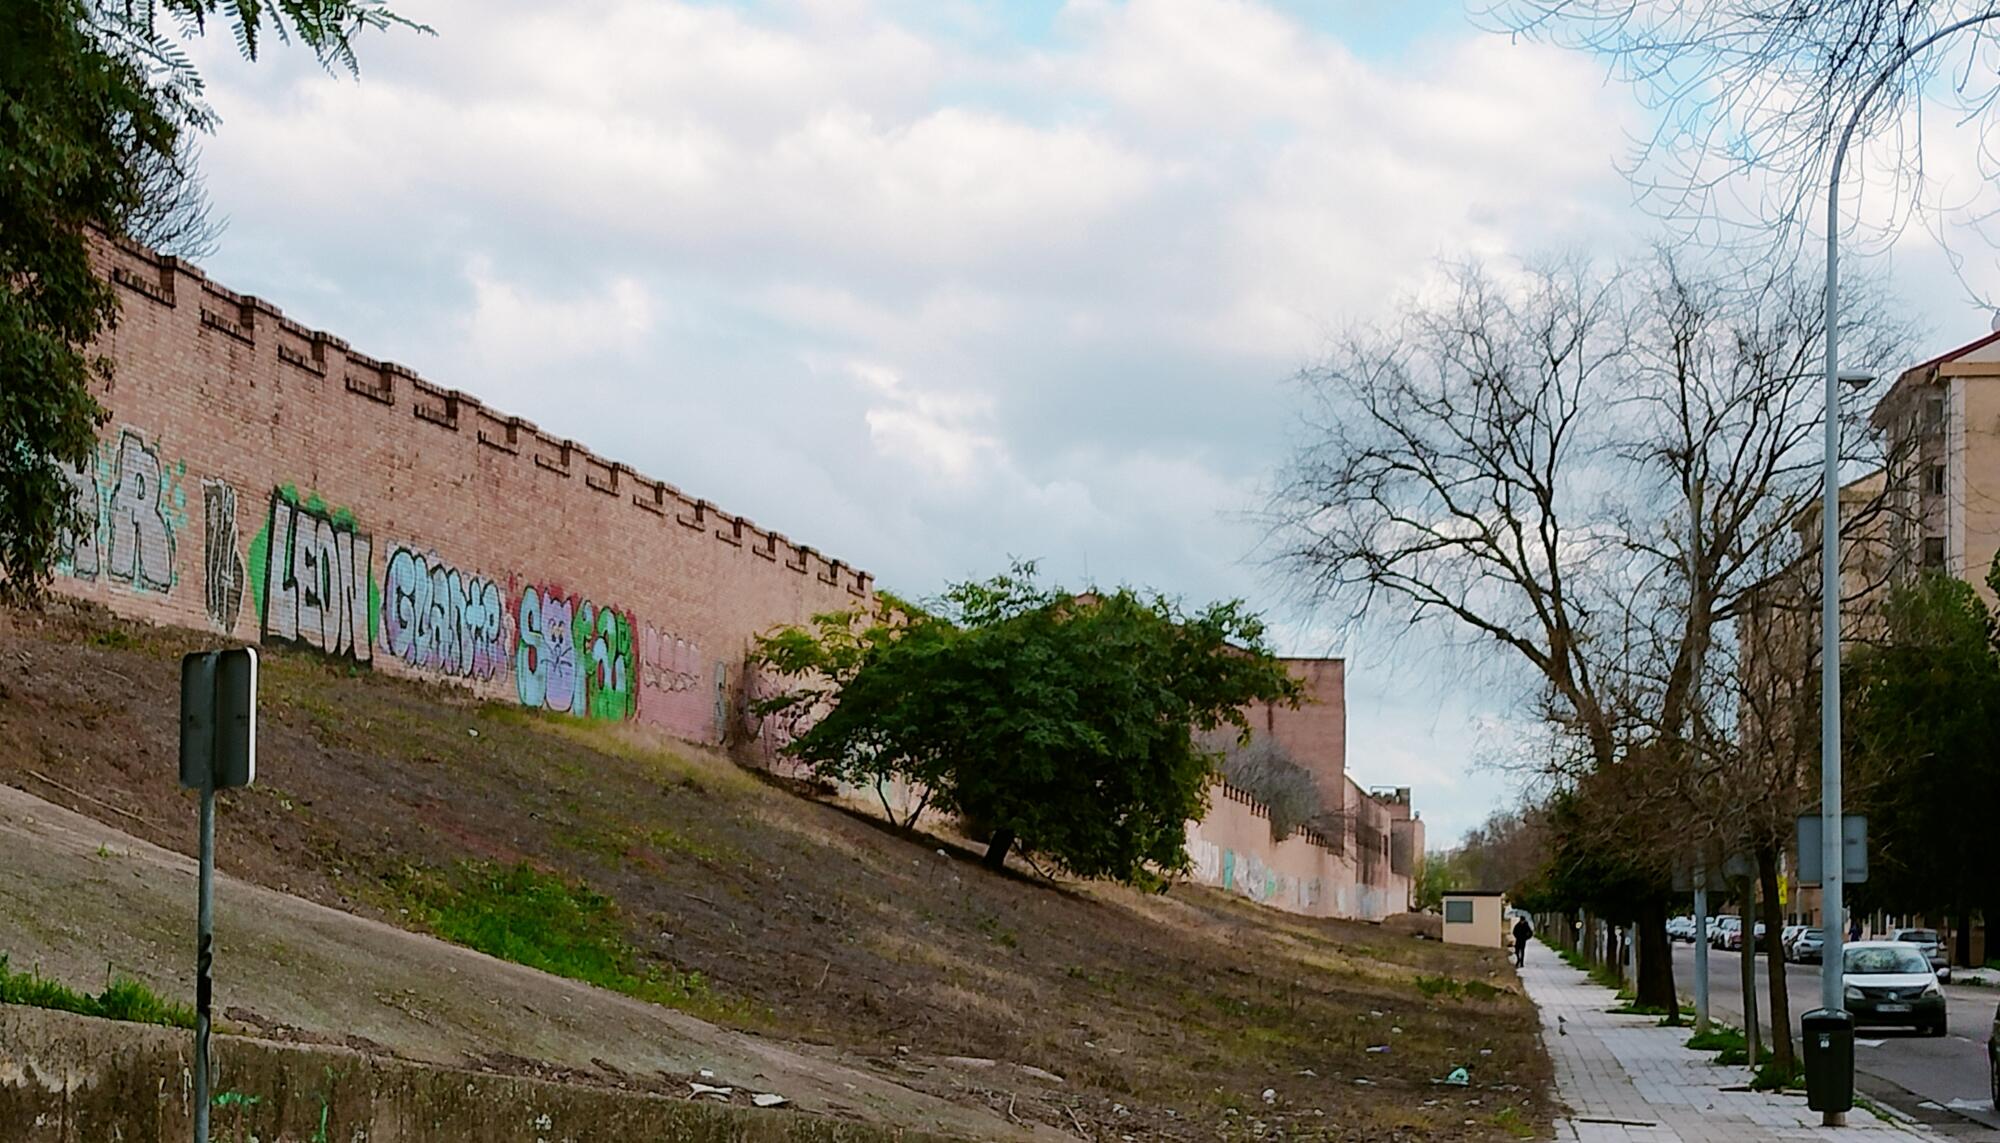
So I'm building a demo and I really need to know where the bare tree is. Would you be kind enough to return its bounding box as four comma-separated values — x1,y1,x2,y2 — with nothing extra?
1268,249,1912,1012
1481,0,2000,302
1212,734,1325,841
124,135,225,259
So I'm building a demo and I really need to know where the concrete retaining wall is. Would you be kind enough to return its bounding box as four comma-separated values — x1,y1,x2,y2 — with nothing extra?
0,1006,955,1143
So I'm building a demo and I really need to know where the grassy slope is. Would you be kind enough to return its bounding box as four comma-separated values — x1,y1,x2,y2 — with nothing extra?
0,601,1553,1141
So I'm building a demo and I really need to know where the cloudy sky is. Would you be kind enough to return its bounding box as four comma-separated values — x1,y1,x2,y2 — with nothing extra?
179,0,2000,846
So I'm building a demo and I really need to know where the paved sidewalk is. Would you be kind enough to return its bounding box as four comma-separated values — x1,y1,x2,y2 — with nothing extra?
1518,940,1929,1141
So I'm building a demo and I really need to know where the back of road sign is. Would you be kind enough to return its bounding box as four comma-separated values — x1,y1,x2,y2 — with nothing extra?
180,648,257,790
1795,814,1866,886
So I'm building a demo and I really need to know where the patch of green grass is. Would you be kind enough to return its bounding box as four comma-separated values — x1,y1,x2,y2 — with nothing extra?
1750,1057,1804,1091
87,628,137,650
384,861,757,1024
1715,1041,1778,1068
642,826,739,867
1686,1025,1743,1053
974,913,1019,949
1488,1106,1536,1139
1609,1001,1671,1016
1415,974,1464,999
1413,973,1504,1002
0,954,193,1028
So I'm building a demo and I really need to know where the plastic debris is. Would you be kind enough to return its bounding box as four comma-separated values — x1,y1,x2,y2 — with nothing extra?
752,1093,788,1108
1442,1067,1470,1087
1261,1088,1276,1104
697,1069,716,1079
1365,1045,1390,1053
689,1082,733,1099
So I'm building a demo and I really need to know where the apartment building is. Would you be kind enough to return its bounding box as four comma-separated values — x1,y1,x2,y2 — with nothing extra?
1870,327,2000,599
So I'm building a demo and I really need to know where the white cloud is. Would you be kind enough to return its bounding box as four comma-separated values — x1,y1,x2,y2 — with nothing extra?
460,258,656,376
179,1,1702,843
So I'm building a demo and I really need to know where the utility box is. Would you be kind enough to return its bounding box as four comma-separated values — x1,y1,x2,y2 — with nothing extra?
1801,1008,1854,1114
1441,891,1507,948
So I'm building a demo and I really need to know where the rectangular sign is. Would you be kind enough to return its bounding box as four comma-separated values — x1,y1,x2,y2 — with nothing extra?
1796,813,1866,885
180,648,258,790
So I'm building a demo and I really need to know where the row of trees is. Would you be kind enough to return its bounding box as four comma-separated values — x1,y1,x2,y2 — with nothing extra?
1847,563,2000,964
1277,1,2000,1061
1267,246,1912,1022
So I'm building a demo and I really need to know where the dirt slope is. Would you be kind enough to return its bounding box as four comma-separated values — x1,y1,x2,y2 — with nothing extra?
0,784,1047,1140
0,601,1553,1140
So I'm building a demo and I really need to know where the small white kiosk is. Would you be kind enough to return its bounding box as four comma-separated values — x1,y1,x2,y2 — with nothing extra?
1442,890,1508,948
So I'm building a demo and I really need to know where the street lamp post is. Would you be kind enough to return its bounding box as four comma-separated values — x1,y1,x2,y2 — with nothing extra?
1818,14,2000,1127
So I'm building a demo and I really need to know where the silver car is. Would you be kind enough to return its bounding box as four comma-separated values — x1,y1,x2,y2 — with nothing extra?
1887,927,1952,983
1792,928,1824,964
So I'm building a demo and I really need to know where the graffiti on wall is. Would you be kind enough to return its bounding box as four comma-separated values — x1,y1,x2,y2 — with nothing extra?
1185,825,1329,915
202,480,245,633
638,623,714,740
57,463,102,579
249,487,376,665
742,666,814,757
515,585,636,720
381,546,507,681
57,430,187,592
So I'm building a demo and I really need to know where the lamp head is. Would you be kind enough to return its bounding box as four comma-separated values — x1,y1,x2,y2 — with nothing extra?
1837,369,1875,390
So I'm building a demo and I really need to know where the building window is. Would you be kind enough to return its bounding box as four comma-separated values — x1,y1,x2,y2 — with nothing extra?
1924,395,1947,433
1923,536,1947,567
1444,899,1474,924
1927,464,1947,495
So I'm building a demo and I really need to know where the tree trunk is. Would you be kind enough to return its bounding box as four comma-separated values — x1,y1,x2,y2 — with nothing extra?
1739,878,1759,1066
1635,897,1679,1018
982,828,1015,871
1758,847,1793,1071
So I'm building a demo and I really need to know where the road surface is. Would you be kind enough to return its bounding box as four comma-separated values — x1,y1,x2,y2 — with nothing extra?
1668,941,1998,1135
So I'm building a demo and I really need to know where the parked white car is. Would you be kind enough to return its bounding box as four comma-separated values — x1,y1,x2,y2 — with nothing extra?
1710,915,1743,950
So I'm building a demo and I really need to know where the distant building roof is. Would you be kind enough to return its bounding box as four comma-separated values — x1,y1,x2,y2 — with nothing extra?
1872,327,2000,429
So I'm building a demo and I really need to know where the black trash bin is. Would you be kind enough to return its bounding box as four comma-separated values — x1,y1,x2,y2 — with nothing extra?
1801,1007,1854,1114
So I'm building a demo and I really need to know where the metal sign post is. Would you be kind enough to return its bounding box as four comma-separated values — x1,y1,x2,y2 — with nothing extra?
179,649,257,1143
1692,867,1710,1036
1674,858,1714,1036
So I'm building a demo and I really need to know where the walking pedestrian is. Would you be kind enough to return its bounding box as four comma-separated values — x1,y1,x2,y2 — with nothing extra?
1512,914,1533,968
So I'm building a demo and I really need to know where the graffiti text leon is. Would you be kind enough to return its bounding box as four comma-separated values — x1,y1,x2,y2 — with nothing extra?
253,488,374,665
381,546,506,681
515,586,636,720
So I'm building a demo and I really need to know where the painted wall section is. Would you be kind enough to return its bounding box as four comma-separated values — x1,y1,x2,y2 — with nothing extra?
49,234,870,736
1186,657,1421,922
1184,783,1414,922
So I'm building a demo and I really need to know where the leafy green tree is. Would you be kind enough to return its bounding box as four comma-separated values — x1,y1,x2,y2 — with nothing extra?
1414,849,1456,913
1846,570,2000,956
1,0,419,599
754,565,1304,883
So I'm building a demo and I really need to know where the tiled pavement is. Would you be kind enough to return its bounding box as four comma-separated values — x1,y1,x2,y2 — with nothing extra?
1518,940,1929,1141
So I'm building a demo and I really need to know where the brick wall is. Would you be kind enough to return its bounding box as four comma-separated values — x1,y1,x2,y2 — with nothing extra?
1188,659,1416,921
50,235,868,752
1183,782,1412,922
1248,657,1347,810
